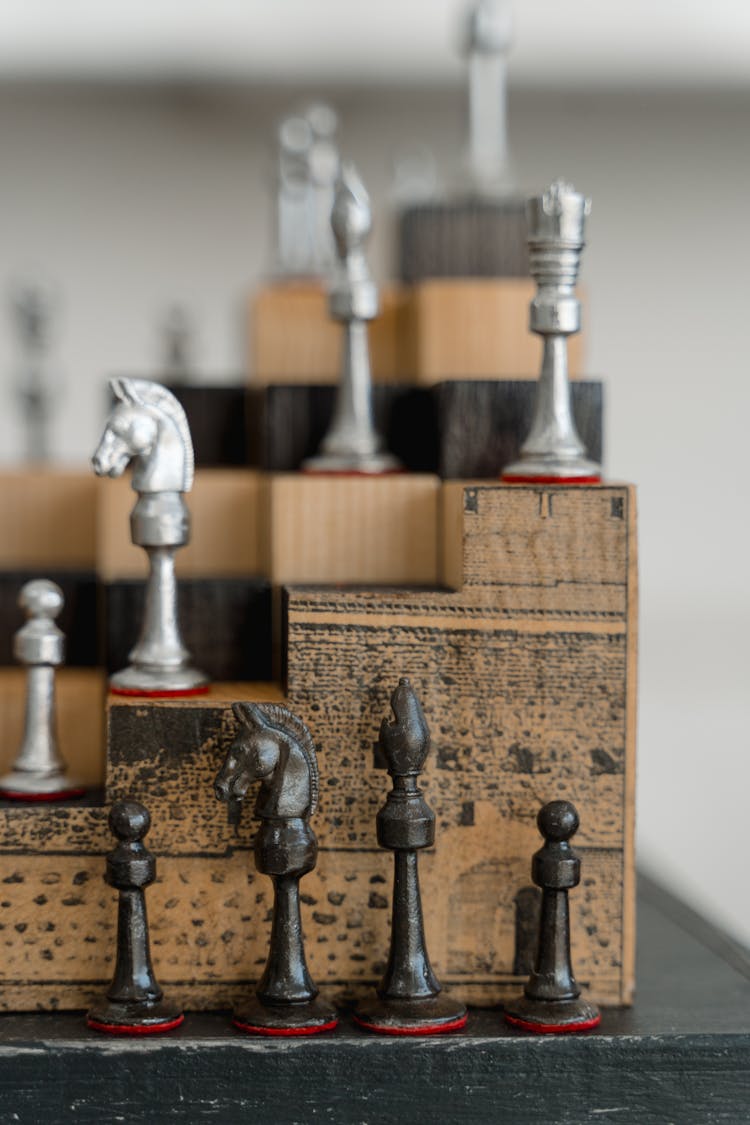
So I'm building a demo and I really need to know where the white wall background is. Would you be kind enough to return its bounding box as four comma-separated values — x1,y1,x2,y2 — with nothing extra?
0,79,748,947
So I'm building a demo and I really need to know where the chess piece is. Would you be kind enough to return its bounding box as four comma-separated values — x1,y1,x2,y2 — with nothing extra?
11,284,58,463
214,702,338,1035
504,800,601,1033
354,678,467,1035
161,304,194,384
87,799,184,1034
0,580,85,801
502,181,601,483
303,164,401,474
92,378,208,695
276,103,340,278
463,0,515,195
305,101,340,276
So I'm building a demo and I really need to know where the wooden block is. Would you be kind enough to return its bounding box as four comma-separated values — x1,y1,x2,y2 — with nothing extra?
104,578,273,682
96,468,265,581
283,484,638,1006
0,570,98,667
250,281,409,385
399,198,529,283
408,279,585,384
247,385,437,474
0,668,107,786
265,473,440,586
165,384,250,467
0,471,96,568
434,380,602,478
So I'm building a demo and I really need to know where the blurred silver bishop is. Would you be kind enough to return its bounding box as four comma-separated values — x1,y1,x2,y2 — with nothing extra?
92,378,208,694
0,580,84,799
502,180,601,482
303,164,401,474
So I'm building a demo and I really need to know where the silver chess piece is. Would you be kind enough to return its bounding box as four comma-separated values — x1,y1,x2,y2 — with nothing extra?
276,103,340,278
92,378,208,695
161,304,194,385
0,581,84,800
11,284,58,463
463,0,515,195
303,164,401,474
503,180,601,483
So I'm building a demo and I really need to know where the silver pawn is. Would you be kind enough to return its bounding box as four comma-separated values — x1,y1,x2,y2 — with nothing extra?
463,0,515,195
303,164,401,474
502,180,601,482
0,581,84,800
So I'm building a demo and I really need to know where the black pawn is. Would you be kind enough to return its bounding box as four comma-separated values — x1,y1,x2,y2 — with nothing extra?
87,799,184,1035
504,800,600,1034
354,678,467,1035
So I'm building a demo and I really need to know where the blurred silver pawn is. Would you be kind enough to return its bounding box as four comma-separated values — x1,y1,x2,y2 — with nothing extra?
503,181,601,482
462,0,516,196
11,284,58,463
0,581,84,800
303,164,401,474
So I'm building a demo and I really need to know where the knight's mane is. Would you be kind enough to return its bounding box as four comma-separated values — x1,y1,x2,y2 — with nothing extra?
113,378,194,491
259,703,319,817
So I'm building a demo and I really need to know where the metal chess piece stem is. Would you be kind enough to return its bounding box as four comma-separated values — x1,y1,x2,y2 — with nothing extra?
87,800,184,1034
214,702,338,1035
92,378,208,696
463,0,515,194
0,580,84,801
504,800,601,1033
502,180,601,483
354,678,467,1035
303,164,401,474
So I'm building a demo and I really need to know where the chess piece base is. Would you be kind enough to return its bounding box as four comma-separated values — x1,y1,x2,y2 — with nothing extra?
501,456,601,484
301,451,403,475
86,999,184,1036
354,994,468,1036
0,769,85,801
109,664,209,697
504,996,601,1034
233,995,338,1037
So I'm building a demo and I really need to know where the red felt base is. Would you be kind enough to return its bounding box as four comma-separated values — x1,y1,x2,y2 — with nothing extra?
501,474,602,485
86,1014,185,1036
232,1016,338,1037
504,1011,601,1035
353,1013,468,1037
109,685,210,699
0,787,86,802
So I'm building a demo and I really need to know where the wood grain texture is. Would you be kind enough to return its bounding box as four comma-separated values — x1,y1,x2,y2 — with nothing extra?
0,471,96,568
398,197,530,282
0,668,107,786
409,278,585,383
95,469,266,580
251,282,409,385
265,473,440,586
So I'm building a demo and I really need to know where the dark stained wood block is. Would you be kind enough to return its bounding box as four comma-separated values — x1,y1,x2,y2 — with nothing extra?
0,570,99,667
165,384,249,467
399,197,529,283
103,578,273,682
435,379,603,478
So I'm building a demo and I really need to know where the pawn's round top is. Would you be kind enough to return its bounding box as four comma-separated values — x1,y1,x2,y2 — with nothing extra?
109,799,151,843
538,800,579,843
464,0,514,55
19,579,64,621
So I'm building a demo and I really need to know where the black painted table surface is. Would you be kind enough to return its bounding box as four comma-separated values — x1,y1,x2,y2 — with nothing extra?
0,876,747,1124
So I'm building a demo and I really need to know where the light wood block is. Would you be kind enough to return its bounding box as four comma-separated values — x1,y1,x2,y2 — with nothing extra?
0,668,107,786
265,472,440,586
409,279,585,384
250,281,409,385
0,470,96,568
96,469,265,581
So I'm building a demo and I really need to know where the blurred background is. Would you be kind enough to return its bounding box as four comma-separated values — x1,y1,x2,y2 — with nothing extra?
0,0,748,946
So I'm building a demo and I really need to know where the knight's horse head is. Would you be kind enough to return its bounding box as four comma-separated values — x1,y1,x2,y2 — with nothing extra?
91,378,194,493
215,702,320,827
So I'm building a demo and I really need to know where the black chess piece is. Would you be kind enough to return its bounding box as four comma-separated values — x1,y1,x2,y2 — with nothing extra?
87,800,184,1035
504,800,600,1033
354,678,467,1035
214,702,338,1035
